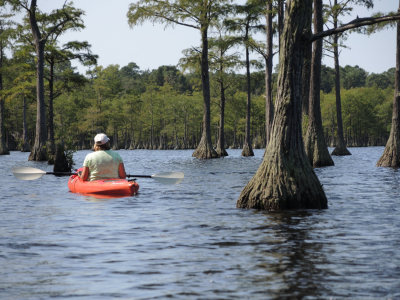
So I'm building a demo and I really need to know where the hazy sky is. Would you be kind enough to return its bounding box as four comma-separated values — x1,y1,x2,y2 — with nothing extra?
34,0,398,74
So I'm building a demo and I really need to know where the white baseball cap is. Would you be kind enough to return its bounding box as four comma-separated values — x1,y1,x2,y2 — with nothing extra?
94,133,110,145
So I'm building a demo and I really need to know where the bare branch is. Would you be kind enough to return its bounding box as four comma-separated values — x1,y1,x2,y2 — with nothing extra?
311,13,400,42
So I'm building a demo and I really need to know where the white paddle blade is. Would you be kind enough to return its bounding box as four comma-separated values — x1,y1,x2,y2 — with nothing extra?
12,167,47,180
152,172,184,184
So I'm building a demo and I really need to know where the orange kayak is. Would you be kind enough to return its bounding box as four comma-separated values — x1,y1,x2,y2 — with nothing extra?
68,173,139,197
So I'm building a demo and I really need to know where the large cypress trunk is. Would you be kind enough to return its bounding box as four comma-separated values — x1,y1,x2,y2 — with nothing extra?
237,0,327,210
304,0,334,167
377,1,400,167
192,23,218,159
28,0,48,161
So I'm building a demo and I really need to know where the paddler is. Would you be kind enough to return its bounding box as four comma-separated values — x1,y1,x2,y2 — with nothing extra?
80,133,127,181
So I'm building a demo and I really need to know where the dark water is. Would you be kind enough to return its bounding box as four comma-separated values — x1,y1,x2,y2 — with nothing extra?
1,147,399,299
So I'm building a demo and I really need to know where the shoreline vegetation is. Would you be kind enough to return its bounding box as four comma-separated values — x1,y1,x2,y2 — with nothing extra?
4,63,395,152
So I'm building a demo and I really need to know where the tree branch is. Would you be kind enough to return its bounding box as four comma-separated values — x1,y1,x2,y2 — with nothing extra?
311,13,400,42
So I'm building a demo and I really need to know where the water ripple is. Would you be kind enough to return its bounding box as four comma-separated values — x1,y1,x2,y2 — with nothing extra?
1,148,399,299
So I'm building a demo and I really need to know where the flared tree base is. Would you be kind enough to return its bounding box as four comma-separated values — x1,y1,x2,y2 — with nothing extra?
54,143,72,173
192,137,219,159
241,143,254,157
377,138,400,167
20,142,30,152
305,126,334,167
331,145,351,156
28,145,48,161
0,144,9,155
216,146,228,157
237,150,328,210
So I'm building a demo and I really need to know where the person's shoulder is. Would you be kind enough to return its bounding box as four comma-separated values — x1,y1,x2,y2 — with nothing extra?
85,151,100,160
85,151,97,158
108,150,123,160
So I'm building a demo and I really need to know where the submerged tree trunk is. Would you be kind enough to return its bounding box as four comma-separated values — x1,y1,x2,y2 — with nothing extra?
0,97,8,155
377,2,400,167
0,28,9,155
21,97,30,152
28,0,48,161
265,1,274,146
216,80,228,156
329,0,351,156
304,0,334,167
331,33,351,156
193,23,219,159
47,59,56,159
242,42,254,157
237,0,327,210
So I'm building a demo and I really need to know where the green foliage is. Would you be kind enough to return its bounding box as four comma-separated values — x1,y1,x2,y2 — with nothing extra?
321,86,393,145
341,65,367,89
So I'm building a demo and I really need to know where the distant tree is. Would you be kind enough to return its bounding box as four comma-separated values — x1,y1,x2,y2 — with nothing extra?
4,0,87,161
225,0,265,157
320,65,336,93
4,55,36,152
341,65,367,89
366,70,393,89
208,25,239,156
0,10,14,155
304,0,334,167
249,0,277,146
45,39,96,159
127,0,232,159
324,0,374,156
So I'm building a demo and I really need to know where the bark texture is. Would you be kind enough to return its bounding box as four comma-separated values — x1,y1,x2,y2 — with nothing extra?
304,0,334,167
237,0,327,210
377,2,400,167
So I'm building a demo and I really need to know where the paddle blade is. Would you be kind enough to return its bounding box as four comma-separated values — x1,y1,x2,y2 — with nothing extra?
12,167,47,180
151,172,184,184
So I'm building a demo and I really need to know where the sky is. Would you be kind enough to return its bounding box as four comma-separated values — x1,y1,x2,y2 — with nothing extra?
24,0,399,75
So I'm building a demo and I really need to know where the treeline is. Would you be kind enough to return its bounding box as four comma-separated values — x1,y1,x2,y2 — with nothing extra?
3,61,395,151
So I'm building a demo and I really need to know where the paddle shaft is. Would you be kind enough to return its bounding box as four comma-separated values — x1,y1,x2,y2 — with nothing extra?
46,172,152,178
127,174,152,178
47,171,76,176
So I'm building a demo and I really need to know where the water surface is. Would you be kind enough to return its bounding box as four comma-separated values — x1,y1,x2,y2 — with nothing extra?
1,147,399,299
